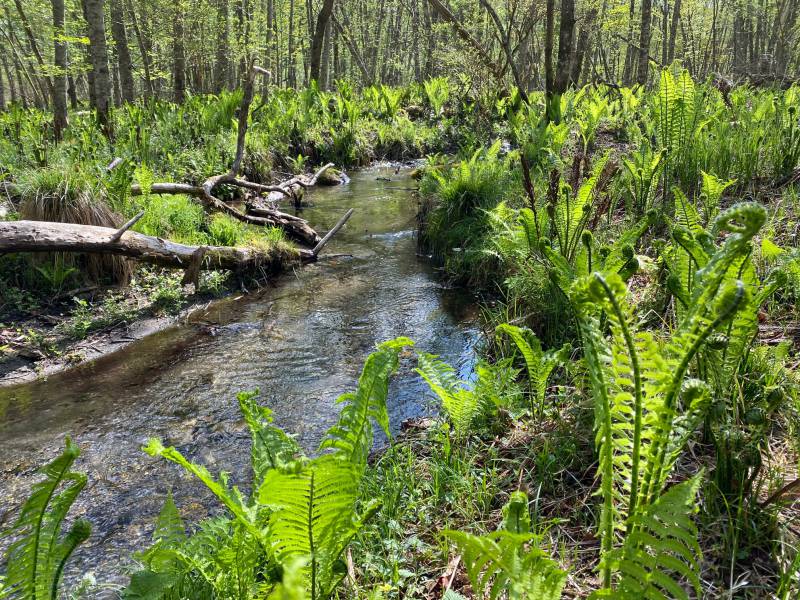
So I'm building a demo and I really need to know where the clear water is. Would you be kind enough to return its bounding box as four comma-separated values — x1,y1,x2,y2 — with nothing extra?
0,167,479,586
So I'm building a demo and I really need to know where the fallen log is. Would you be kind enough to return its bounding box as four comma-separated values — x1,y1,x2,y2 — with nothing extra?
0,220,315,274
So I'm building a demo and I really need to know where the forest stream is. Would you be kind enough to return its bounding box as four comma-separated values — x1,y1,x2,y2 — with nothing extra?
0,166,479,587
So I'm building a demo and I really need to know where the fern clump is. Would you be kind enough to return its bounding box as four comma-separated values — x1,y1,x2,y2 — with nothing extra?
128,338,413,599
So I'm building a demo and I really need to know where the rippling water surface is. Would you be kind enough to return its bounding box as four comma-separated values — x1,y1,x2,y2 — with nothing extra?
0,167,479,587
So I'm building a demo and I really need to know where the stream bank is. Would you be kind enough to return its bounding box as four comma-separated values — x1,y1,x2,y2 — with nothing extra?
0,166,480,589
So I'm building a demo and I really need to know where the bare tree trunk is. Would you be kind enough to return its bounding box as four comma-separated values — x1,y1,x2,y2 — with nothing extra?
288,0,296,86
667,0,681,63
571,8,597,85
310,0,335,84
622,0,636,84
109,0,135,103
544,0,560,121
265,0,274,85
67,74,78,108
52,0,69,140
554,0,576,92
81,0,113,138
2,51,17,105
125,0,153,97
213,0,230,91
13,0,55,100
478,0,527,101
0,221,314,273
173,6,186,103
637,0,653,84
332,14,371,84
411,0,421,81
320,20,332,89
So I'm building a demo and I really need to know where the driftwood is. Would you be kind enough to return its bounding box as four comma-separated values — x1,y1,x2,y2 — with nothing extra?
0,209,354,274
0,220,315,273
129,178,323,246
126,63,339,246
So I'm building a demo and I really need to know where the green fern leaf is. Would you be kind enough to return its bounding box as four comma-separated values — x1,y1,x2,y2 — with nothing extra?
416,352,483,435
319,337,413,467
2,437,90,600
443,528,566,600
260,455,372,600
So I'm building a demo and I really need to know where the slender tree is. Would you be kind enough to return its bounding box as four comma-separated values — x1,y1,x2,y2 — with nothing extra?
310,0,335,84
52,0,69,139
81,0,113,138
637,0,653,84
173,4,186,103
109,0,135,103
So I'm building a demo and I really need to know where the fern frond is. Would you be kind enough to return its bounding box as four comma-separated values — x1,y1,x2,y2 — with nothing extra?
238,390,301,489
2,438,90,600
599,475,703,600
444,530,566,600
416,352,483,435
495,324,568,415
142,439,262,543
319,337,413,467
260,455,373,600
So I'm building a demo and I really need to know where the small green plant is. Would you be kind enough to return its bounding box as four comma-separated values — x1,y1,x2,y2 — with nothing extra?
1,438,92,600
444,491,566,600
495,324,569,416
423,77,450,116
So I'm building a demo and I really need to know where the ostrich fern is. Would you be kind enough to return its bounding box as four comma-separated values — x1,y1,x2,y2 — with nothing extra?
133,337,413,599
1,438,91,600
444,492,566,600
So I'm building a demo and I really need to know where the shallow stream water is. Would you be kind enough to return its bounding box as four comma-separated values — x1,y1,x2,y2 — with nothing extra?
0,167,479,588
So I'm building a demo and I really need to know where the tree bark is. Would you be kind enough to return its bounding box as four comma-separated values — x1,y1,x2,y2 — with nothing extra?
667,0,681,63
173,6,186,103
637,0,653,84
571,8,597,86
52,0,69,140
81,0,113,138
1,51,17,105
213,0,230,90
125,0,154,97
554,0,576,93
544,0,556,120
0,221,314,273
310,0,335,84
109,0,135,103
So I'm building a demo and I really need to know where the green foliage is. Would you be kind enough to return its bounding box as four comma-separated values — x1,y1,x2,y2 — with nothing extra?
417,352,520,435
495,324,569,416
1,438,91,600
444,491,566,600
129,338,412,600
423,77,450,116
